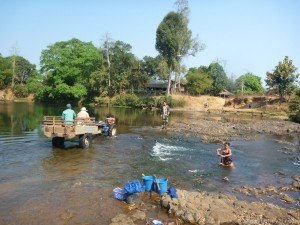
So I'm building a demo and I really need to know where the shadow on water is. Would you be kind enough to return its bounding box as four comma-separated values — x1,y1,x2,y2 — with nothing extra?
0,102,299,224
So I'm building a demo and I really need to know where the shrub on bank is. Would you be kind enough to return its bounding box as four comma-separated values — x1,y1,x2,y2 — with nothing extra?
94,96,110,106
158,96,186,108
289,113,300,123
111,93,141,107
106,93,186,109
12,84,29,98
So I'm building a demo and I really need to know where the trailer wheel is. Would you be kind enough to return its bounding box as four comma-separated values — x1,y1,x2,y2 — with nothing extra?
108,124,117,137
52,137,65,148
79,134,92,149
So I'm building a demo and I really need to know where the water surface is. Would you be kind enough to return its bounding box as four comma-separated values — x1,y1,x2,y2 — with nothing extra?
0,102,299,224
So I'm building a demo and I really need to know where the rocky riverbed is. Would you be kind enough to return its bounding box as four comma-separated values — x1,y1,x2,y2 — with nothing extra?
110,112,300,225
169,111,300,143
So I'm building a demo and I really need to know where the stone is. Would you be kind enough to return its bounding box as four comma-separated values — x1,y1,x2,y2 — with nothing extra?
280,193,294,204
131,210,146,221
110,213,134,225
292,181,300,189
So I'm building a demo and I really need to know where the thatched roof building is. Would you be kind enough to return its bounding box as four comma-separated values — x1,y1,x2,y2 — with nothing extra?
219,89,233,97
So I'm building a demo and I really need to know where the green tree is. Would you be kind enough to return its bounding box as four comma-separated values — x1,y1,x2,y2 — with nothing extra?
156,9,202,95
235,73,264,94
89,66,109,97
0,54,36,89
0,54,11,88
40,38,103,102
108,40,137,95
207,62,229,95
185,67,213,95
265,56,298,102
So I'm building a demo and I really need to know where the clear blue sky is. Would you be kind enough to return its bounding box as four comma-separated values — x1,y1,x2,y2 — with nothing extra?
1,0,299,86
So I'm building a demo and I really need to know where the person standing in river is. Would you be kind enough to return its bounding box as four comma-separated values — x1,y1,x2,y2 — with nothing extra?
62,103,76,125
160,101,170,129
216,142,234,167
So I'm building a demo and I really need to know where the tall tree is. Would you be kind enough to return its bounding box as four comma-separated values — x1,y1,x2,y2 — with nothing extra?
40,38,103,102
156,7,203,95
10,43,20,87
186,67,213,95
108,40,138,94
141,55,168,80
100,33,113,94
235,73,264,94
207,62,229,95
265,56,298,102
0,54,36,89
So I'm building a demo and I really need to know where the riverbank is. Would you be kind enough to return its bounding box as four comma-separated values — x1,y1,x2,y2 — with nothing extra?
110,180,300,225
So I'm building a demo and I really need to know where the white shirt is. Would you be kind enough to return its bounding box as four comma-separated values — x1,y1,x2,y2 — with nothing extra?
77,110,89,118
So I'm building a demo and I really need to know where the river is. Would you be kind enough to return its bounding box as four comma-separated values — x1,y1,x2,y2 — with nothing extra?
0,102,299,225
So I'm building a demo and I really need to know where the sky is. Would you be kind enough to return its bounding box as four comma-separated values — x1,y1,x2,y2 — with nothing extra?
0,0,300,86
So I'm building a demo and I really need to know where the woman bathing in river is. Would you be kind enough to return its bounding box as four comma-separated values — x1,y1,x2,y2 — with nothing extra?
216,142,234,167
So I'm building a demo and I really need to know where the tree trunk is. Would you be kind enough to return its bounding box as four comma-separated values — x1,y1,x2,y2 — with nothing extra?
167,65,172,96
11,57,16,87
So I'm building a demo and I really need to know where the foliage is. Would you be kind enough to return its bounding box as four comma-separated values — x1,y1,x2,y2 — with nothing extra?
185,67,213,95
111,93,141,107
94,96,110,106
207,62,229,95
106,40,141,95
0,54,11,89
40,38,103,102
289,113,300,123
235,73,264,94
109,94,186,109
0,54,36,89
265,56,298,101
288,88,300,123
89,67,109,98
142,55,168,80
141,97,157,107
158,95,186,108
12,84,29,98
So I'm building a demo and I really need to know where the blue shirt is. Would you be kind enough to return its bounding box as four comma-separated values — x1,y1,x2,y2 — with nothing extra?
62,109,76,124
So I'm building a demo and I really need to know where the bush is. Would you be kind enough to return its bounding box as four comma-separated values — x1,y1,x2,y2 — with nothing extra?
289,113,300,123
94,96,110,106
111,93,140,107
12,84,29,98
157,96,186,108
141,97,157,108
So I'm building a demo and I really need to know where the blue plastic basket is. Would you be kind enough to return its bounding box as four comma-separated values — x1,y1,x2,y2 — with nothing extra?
113,187,127,201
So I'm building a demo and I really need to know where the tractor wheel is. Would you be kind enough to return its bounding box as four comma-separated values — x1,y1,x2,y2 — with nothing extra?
52,137,65,148
79,134,92,149
108,124,117,137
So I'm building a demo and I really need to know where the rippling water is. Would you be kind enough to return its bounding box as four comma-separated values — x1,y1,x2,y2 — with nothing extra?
0,102,299,224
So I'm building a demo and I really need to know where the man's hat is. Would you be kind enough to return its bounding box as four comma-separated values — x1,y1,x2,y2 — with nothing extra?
66,103,71,108
81,107,87,111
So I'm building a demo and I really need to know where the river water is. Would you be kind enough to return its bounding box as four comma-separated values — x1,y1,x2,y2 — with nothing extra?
0,102,299,224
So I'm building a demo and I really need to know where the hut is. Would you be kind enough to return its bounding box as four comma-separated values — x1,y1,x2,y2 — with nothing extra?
219,89,233,98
